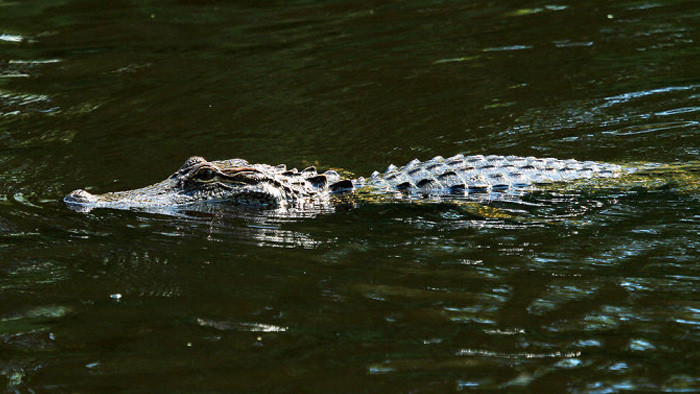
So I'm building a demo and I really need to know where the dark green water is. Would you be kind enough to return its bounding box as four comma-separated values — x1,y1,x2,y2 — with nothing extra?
2,0,699,391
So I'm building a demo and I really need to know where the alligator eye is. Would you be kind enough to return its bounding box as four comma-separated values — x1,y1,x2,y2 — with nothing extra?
193,168,217,182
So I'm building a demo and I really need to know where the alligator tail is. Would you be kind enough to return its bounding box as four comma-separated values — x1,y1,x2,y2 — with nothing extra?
624,161,700,192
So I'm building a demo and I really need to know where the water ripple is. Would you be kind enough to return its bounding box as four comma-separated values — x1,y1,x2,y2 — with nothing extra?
0,34,22,43
600,84,700,108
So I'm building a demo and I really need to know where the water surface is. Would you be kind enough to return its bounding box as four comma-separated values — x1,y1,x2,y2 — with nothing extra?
1,0,699,391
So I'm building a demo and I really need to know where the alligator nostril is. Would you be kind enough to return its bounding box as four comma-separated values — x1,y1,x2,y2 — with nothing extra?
64,189,96,204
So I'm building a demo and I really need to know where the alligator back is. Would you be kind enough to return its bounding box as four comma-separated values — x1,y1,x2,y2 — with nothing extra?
360,154,627,196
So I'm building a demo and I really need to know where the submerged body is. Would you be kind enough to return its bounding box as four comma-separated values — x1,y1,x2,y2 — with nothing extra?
64,154,629,212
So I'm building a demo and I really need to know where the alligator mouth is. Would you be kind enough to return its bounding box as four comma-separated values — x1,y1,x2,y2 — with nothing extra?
64,189,98,205
64,182,286,211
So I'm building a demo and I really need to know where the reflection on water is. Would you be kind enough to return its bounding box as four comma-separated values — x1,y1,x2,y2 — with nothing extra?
1,0,699,391
0,90,56,115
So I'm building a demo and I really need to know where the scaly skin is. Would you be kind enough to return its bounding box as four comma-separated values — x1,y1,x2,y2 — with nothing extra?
64,154,628,211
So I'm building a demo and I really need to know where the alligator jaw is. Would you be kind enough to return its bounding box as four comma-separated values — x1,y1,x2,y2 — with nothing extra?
63,186,177,211
64,189,98,205
63,182,285,211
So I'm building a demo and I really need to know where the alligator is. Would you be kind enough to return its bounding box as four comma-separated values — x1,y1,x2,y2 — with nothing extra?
64,154,646,212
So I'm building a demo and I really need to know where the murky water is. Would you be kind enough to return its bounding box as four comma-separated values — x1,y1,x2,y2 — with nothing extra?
1,0,699,391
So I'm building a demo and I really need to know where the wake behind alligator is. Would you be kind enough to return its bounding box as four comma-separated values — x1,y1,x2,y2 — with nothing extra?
64,154,696,213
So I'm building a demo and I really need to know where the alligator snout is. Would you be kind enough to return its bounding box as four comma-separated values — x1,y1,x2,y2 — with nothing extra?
64,189,97,205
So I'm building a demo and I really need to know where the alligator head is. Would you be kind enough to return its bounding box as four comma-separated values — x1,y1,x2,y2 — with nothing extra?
64,156,352,211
